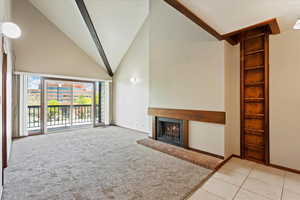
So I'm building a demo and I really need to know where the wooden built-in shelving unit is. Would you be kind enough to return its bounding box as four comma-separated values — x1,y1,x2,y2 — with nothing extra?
240,27,270,164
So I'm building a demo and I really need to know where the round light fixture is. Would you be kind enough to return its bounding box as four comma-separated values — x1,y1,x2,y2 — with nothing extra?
130,77,138,84
1,22,22,39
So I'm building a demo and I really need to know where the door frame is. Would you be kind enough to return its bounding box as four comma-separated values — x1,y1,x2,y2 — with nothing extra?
2,52,8,185
94,81,104,127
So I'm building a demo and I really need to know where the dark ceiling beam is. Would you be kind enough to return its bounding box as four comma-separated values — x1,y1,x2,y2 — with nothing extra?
164,0,280,46
164,0,223,41
75,0,113,77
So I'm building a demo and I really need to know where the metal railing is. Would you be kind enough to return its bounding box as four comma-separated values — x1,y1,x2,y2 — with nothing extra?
27,105,99,129
28,106,41,128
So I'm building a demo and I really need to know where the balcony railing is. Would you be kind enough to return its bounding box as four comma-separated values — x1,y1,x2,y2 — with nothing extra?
28,105,99,130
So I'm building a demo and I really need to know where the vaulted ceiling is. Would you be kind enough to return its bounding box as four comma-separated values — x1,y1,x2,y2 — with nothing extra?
29,0,149,74
177,0,300,34
28,0,299,75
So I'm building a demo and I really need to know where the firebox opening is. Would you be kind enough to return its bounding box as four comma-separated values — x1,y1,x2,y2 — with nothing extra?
156,117,185,147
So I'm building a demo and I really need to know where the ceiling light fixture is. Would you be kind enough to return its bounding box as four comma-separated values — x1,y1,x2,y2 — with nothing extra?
293,19,300,30
0,22,22,39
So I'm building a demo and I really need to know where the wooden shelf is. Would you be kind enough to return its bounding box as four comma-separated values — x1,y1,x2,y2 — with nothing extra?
245,128,265,135
244,98,264,102
245,33,265,40
244,65,264,71
148,107,226,124
245,82,264,86
245,49,264,55
246,144,264,151
245,114,264,119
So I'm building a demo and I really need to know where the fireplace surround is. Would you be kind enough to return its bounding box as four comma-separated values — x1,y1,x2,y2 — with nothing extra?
149,107,226,150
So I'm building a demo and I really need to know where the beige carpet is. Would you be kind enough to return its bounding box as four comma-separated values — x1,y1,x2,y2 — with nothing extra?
3,126,212,200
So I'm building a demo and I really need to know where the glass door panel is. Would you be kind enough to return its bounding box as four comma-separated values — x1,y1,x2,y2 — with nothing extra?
94,82,103,126
45,80,72,132
72,82,94,127
27,76,42,134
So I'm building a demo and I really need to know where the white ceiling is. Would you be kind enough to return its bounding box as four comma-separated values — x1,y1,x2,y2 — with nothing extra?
29,0,148,73
84,0,149,72
178,0,300,34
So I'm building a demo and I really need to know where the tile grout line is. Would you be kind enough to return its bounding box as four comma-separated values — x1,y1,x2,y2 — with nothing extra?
204,190,227,200
231,164,253,200
240,163,285,200
280,172,287,200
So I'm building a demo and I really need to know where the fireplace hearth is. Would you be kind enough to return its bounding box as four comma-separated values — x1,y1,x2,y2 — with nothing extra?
156,117,187,148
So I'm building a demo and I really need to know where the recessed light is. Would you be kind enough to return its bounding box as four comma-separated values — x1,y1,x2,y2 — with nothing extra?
293,19,300,30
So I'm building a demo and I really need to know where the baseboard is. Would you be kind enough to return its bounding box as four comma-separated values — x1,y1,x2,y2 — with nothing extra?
269,163,300,175
188,147,224,160
226,154,300,175
113,124,151,135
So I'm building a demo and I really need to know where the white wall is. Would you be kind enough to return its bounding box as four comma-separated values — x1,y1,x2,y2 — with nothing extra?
224,42,240,158
12,0,111,81
113,20,150,133
150,0,225,156
269,30,300,170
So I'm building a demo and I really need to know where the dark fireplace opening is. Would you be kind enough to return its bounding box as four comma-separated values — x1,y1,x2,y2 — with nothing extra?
156,117,184,147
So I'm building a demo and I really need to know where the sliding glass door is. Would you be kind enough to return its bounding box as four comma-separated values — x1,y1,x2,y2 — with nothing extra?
44,79,94,133
24,75,106,135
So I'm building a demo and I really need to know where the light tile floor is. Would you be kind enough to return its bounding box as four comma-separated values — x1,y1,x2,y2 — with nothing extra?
188,157,300,200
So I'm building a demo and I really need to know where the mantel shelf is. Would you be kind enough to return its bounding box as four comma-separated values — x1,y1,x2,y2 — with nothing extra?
148,107,225,124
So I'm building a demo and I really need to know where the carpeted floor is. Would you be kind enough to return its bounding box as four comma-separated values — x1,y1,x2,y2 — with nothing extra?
3,126,211,200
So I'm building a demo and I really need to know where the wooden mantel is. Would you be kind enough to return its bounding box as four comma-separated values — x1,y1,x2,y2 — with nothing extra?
148,107,226,124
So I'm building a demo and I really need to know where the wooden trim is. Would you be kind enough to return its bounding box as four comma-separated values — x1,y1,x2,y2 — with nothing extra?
163,0,280,46
264,32,270,164
240,33,245,159
269,164,300,175
268,19,281,35
188,147,224,160
163,0,224,41
223,18,280,44
232,155,300,175
223,18,280,38
183,120,189,148
75,0,113,77
148,108,226,124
